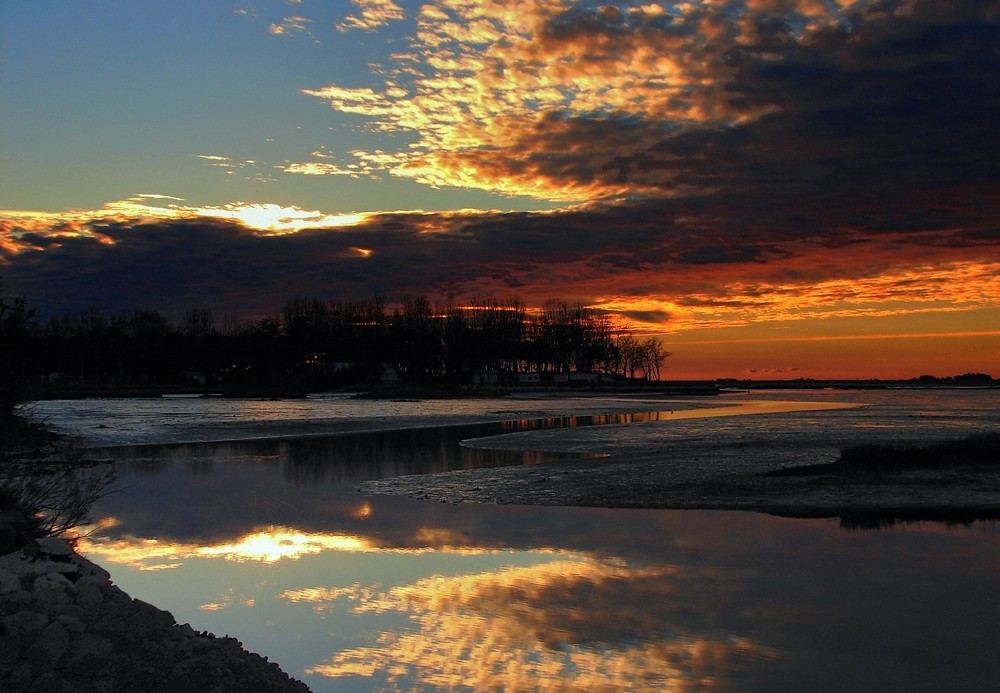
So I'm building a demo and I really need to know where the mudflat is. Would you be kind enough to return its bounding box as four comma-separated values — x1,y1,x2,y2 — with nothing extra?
358,391,1000,524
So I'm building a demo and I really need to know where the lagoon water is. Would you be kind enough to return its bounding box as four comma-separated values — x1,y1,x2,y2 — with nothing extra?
29,390,1000,691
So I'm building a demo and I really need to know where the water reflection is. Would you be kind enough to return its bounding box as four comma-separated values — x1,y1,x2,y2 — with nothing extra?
70,391,1000,691
303,558,774,691
77,510,1000,693
85,416,621,484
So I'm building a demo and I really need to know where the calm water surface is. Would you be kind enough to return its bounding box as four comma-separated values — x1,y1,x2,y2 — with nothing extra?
36,390,1000,691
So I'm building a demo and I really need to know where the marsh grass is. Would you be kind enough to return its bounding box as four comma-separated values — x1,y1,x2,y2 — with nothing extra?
765,432,1000,477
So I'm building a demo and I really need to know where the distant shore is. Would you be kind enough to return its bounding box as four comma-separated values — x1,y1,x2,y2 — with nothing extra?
19,377,999,404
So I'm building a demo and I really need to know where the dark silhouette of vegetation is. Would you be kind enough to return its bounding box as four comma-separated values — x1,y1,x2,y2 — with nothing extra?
838,510,1000,531
2,284,117,540
0,454,117,538
764,433,1000,477
1,281,37,432
11,293,672,392
912,373,994,385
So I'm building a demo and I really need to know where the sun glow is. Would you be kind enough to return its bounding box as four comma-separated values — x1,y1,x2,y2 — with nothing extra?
0,198,369,241
194,203,368,233
76,526,376,569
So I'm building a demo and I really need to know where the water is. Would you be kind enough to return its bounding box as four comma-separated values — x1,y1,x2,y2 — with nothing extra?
27,389,1000,691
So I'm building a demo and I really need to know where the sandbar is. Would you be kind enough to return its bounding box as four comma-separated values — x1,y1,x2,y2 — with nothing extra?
357,394,1000,523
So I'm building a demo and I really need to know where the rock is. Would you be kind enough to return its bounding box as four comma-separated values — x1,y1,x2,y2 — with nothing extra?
36,537,74,557
1,542,311,693
0,587,31,608
0,524,18,554
54,613,86,634
48,603,85,620
34,571,78,596
27,670,78,693
0,637,21,678
0,567,20,595
127,598,176,633
66,632,113,665
0,552,77,579
75,579,104,613
33,584,74,611
70,552,111,581
3,609,50,639
24,620,70,673
0,551,37,578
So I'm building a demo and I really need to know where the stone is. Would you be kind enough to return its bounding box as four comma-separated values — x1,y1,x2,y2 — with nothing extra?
34,571,77,596
0,523,17,554
66,633,113,666
0,632,24,677
33,585,74,611
75,579,104,611
127,598,176,632
24,621,70,672
48,603,85,620
36,537,74,557
71,553,111,581
27,670,80,693
0,551,37,578
0,587,31,608
54,614,86,634
3,610,50,639
0,566,20,594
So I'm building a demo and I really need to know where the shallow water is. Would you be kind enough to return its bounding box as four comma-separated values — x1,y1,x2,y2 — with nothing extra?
32,389,1000,691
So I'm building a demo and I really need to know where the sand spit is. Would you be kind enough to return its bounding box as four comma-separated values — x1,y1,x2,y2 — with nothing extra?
358,396,1000,522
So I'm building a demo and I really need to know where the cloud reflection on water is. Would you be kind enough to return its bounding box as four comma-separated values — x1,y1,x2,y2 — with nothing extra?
304,558,775,691
76,522,776,690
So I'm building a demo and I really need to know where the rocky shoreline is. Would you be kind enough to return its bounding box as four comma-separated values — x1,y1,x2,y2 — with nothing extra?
0,512,310,693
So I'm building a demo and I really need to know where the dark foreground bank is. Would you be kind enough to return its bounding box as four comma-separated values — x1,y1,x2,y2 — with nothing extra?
0,513,311,693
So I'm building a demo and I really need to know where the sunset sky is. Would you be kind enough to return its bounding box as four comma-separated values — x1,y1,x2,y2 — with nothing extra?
2,0,998,379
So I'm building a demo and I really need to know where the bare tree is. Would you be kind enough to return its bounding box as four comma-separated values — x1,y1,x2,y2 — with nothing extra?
641,337,671,381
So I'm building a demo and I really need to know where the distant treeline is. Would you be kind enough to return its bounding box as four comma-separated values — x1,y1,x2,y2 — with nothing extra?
1,293,671,390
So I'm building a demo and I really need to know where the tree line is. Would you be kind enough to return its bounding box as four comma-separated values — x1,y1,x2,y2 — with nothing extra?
2,291,670,391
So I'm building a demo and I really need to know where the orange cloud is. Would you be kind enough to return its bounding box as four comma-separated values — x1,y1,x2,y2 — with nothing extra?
306,558,776,690
337,0,406,32
302,0,864,200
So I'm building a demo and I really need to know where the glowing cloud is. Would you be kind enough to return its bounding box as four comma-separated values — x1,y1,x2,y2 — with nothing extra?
337,0,406,32
269,15,313,37
305,558,777,690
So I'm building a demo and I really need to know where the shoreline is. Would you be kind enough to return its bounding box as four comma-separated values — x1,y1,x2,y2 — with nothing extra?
355,395,1000,524
357,443,1000,524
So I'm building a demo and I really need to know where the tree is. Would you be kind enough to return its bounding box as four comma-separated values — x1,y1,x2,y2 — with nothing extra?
1,283,38,428
641,337,671,381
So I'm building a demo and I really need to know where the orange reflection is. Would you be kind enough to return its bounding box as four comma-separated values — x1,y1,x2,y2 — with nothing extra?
197,529,370,562
76,525,375,570
304,559,776,690
75,522,525,572
280,584,378,615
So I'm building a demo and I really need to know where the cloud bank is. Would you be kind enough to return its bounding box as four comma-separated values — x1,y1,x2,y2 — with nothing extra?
2,1,998,345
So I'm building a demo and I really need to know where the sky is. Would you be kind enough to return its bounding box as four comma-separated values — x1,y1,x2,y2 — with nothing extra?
2,0,999,380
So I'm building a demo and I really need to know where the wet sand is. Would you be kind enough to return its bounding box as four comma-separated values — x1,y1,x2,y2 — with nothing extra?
357,394,1000,522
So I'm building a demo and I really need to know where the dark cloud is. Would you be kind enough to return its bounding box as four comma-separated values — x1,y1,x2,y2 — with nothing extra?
3,1,999,331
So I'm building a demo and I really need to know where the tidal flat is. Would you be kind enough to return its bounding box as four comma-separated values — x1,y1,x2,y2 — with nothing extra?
358,388,1000,524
